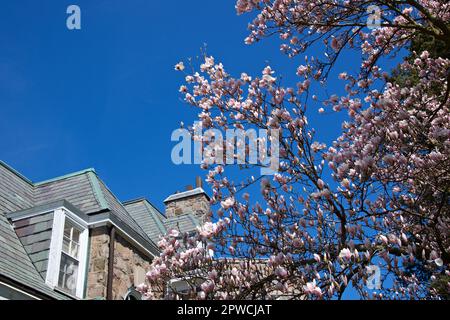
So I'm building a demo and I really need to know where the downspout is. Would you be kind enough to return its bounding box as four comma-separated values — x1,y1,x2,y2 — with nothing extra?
106,225,116,300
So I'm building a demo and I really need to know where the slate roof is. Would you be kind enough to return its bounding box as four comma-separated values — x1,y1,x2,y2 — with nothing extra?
123,199,167,243
124,199,202,239
0,160,159,299
164,214,200,234
34,169,102,213
33,167,159,253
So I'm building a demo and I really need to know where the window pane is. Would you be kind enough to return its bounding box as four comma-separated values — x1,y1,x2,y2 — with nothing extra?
58,252,79,296
62,220,81,259
64,222,80,243
58,218,82,296
62,235,79,258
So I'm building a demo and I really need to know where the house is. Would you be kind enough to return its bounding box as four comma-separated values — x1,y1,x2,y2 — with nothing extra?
0,160,210,300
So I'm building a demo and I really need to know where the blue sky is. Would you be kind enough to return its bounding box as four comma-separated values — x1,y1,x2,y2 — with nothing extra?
0,0,335,208
0,0,398,210
0,0,248,205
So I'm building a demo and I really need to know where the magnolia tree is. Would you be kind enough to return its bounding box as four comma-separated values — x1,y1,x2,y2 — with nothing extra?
140,0,450,300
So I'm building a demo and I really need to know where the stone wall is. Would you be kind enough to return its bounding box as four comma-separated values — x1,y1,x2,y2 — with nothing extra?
85,227,152,300
111,234,151,300
86,227,109,299
165,194,210,221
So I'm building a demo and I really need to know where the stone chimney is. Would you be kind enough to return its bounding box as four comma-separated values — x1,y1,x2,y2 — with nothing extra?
163,177,210,221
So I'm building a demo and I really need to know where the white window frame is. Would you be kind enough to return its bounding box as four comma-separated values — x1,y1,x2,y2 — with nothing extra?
46,208,89,299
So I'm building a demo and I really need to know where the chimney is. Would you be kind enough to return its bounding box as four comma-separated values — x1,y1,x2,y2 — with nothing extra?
164,177,210,221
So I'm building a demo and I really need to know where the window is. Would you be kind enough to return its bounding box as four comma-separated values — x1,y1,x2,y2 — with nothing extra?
58,220,81,295
46,208,88,299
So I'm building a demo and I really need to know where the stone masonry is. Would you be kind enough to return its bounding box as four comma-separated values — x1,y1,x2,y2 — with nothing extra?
165,193,210,221
86,227,152,300
86,227,109,299
112,234,150,300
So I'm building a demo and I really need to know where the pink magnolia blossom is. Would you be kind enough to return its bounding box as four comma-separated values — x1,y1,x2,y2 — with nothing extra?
339,248,353,261
174,62,185,71
221,197,235,209
303,280,323,298
140,0,450,300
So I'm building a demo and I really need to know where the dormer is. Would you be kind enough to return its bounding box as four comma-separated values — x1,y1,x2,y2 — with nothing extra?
7,201,90,299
